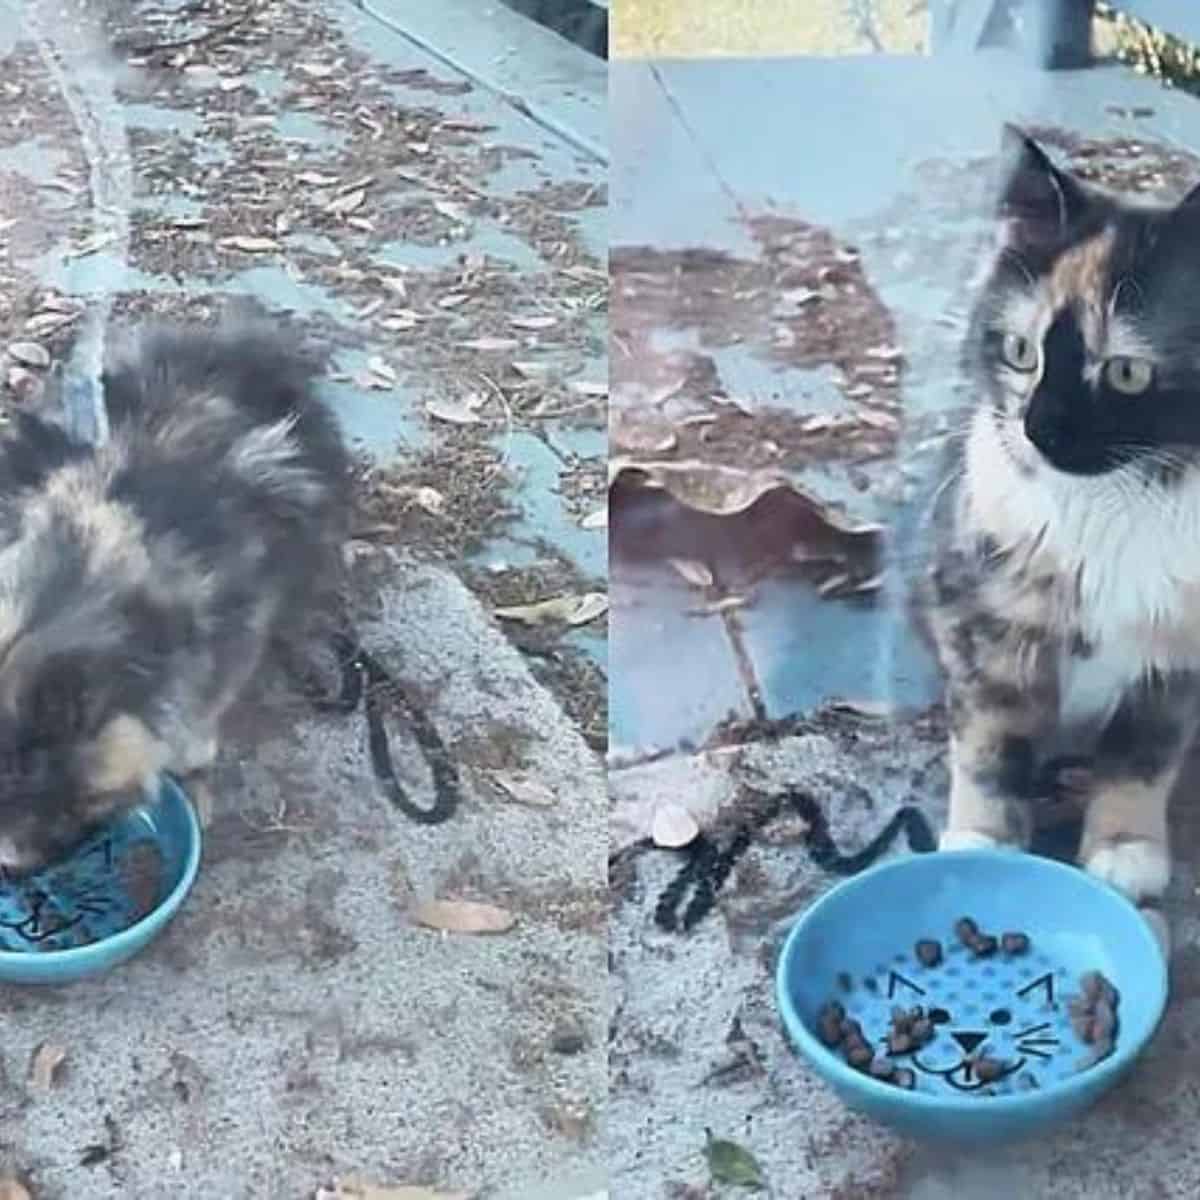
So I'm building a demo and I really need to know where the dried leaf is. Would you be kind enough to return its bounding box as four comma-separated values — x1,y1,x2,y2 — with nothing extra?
652,803,698,848
367,356,397,385
28,1041,66,1091
297,170,339,186
704,1131,765,1190
425,399,481,426
65,231,117,258
509,314,557,331
217,235,280,253
327,188,366,216
580,508,607,530
7,342,49,369
438,293,469,310
667,558,713,589
817,572,851,596
318,1182,469,1200
460,336,518,352
568,380,607,398
432,199,470,223
511,360,552,377
691,595,748,616
493,593,608,627
414,900,515,935
493,772,556,808
412,486,445,515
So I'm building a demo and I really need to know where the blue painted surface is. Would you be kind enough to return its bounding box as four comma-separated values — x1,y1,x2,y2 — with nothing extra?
610,54,1200,738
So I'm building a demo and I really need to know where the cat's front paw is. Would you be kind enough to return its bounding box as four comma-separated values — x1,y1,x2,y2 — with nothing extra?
1083,838,1170,903
939,829,1005,852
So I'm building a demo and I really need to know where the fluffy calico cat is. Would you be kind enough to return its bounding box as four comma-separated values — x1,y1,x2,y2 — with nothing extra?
0,322,350,872
926,125,1200,911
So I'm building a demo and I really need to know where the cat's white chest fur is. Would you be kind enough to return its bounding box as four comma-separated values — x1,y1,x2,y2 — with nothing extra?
966,410,1200,726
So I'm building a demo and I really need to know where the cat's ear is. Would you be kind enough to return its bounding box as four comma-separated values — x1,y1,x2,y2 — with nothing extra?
996,124,1088,246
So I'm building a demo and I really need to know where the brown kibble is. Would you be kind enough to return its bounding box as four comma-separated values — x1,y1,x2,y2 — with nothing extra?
837,971,854,993
819,1000,846,1025
911,1018,934,1045
915,938,942,967
842,1019,864,1045
1092,999,1117,1041
974,1056,1006,1083
1080,971,1104,1004
818,1013,844,1048
969,934,998,958
887,1030,914,1055
846,1042,872,1069
1001,932,1030,955
869,1057,896,1081
893,1067,916,1089
954,917,978,944
890,1005,910,1028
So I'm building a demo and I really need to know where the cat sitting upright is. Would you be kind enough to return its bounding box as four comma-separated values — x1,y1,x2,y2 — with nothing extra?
0,321,350,873
926,125,1200,911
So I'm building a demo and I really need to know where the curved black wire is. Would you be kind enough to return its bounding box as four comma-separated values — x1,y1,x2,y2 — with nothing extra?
288,626,461,826
653,789,936,933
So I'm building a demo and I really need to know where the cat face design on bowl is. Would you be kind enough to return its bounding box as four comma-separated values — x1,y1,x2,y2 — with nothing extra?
906,1000,1061,1090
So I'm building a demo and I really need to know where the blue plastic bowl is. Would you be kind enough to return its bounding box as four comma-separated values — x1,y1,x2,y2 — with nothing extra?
0,775,201,985
776,849,1168,1143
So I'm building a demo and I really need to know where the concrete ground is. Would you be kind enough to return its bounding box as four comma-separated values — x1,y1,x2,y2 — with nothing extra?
0,2,606,1197
609,45,1200,1200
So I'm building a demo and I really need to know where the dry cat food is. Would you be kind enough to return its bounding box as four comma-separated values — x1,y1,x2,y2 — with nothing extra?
816,922,1122,1094
1068,970,1121,1070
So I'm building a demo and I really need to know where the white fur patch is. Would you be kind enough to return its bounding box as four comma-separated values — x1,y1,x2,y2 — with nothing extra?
939,829,1004,851
966,409,1200,722
1083,838,1170,901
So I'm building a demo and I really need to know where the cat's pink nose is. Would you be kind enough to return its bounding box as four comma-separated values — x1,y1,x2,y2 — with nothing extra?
952,1031,987,1054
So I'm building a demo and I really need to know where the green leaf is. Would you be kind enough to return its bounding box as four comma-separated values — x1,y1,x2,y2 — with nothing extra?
704,1129,765,1190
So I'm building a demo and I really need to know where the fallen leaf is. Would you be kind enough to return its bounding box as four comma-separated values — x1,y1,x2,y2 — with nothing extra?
24,312,76,336
652,803,698,848
437,293,469,310
568,379,607,398
580,507,607,530
366,356,397,385
493,772,556,808
511,360,553,378
7,342,49,369
412,486,445,515
509,314,557,330
327,188,366,216
459,336,518,352
493,593,608,627
217,235,280,253
65,231,117,258
667,558,714,589
817,572,851,596
432,199,470,223
690,595,748,616
704,1130,765,1190
413,899,515,935
297,170,340,186
843,383,874,399
425,399,481,425
28,1041,66,1091
319,1182,469,1200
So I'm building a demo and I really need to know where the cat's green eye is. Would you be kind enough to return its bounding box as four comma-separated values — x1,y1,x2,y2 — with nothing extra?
1104,355,1154,396
1000,333,1039,373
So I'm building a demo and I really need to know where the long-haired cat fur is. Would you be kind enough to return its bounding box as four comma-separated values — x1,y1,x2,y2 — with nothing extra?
925,125,1200,918
0,322,350,872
